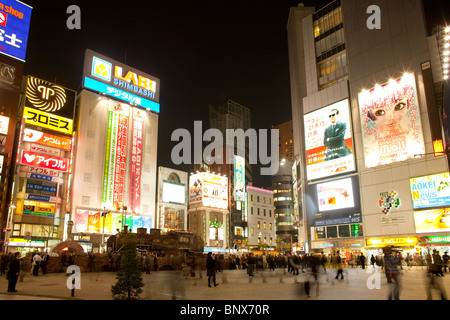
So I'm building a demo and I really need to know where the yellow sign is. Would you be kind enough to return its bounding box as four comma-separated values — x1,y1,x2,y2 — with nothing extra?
366,237,418,247
23,107,73,134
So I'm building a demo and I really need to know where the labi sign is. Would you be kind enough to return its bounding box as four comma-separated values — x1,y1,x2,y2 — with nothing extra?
82,49,160,113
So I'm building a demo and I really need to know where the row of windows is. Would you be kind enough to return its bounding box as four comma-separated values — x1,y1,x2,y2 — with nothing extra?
317,51,347,78
315,224,363,239
315,28,345,59
250,207,272,217
249,194,272,204
12,223,58,238
313,6,343,39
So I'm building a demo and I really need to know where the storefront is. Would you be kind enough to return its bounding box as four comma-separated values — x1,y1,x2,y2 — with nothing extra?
365,236,421,264
418,235,450,257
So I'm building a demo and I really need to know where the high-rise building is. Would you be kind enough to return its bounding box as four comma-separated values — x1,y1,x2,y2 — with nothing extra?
288,0,448,258
274,120,294,161
207,99,252,251
69,49,160,252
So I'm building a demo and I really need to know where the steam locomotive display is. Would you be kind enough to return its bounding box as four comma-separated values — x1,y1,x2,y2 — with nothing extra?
107,229,204,254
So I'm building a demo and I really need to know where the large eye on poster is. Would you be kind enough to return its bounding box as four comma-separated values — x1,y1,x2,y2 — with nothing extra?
358,73,425,168
304,99,355,181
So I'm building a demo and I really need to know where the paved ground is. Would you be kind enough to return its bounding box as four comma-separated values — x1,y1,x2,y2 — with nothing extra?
0,266,448,301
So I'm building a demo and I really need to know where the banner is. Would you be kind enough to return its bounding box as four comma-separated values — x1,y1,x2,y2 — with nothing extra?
113,113,129,209
129,108,143,213
87,211,101,232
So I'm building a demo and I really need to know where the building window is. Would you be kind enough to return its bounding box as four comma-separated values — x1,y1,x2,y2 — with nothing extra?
251,207,254,215
257,208,260,216
263,209,266,216
257,221,260,229
264,222,267,229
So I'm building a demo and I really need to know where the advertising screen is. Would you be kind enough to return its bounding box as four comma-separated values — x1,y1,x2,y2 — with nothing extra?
162,181,185,204
189,172,228,209
317,178,354,212
358,73,425,168
414,208,450,233
410,172,450,209
304,99,355,180
82,49,160,112
23,107,73,135
0,0,32,61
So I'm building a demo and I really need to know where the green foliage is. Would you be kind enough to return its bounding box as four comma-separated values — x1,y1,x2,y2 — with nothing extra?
111,234,144,300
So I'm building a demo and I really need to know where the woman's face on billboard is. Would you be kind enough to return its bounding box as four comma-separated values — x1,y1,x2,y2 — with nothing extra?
372,99,407,135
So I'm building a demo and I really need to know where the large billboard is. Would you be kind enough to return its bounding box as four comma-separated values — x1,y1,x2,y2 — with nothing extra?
82,49,160,113
189,172,228,209
358,73,425,168
0,0,32,61
414,208,450,233
304,99,355,180
410,172,450,210
317,178,355,212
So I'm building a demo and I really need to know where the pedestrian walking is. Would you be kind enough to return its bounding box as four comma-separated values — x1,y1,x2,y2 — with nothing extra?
247,253,256,276
370,254,376,268
41,251,50,274
7,252,21,292
359,253,366,269
88,251,95,272
60,251,67,272
144,252,151,274
443,251,449,273
426,270,448,300
206,252,218,287
334,251,344,280
32,252,42,276
384,248,401,300
432,250,444,276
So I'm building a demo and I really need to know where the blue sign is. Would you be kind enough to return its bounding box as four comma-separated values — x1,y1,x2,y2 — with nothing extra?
25,194,51,202
84,77,160,113
315,215,362,227
0,0,32,61
26,183,57,193
29,173,55,182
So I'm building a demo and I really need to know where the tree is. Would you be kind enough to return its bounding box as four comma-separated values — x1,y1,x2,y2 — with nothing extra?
111,234,144,300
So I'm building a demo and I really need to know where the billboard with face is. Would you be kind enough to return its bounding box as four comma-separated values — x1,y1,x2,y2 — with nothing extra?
304,99,355,180
358,73,425,168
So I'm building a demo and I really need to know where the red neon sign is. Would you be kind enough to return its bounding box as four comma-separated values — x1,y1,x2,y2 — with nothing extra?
21,150,68,172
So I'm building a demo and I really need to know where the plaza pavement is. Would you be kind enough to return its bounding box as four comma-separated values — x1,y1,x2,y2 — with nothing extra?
0,266,448,301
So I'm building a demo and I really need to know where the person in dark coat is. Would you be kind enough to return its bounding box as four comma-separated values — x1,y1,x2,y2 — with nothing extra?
206,252,218,287
7,252,21,292
323,108,352,161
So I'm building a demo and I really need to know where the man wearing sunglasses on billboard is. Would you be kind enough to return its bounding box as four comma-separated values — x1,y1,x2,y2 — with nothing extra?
323,109,351,161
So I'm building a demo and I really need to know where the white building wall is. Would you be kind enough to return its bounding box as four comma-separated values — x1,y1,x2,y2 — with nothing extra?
246,188,275,247
71,90,158,225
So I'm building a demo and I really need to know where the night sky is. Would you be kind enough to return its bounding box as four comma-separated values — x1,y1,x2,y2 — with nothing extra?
19,0,450,189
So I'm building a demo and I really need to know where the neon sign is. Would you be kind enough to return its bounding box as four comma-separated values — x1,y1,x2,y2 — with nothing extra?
83,49,160,112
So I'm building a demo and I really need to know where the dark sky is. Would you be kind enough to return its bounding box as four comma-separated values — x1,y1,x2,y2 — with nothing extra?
20,0,450,189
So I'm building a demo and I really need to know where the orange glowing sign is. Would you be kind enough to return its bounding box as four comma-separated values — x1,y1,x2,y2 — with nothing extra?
23,128,72,151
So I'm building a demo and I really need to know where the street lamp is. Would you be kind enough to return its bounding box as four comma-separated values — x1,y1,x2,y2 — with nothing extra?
101,207,110,253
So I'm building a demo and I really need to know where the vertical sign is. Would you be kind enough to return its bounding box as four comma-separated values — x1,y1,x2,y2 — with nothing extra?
234,155,245,201
129,108,143,213
113,111,129,209
102,104,129,210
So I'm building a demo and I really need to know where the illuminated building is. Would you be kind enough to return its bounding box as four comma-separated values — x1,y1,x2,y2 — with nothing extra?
8,76,76,254
69,49,160,252
246,186,275,250
288,0,449,257
273,120,294,161
0,0,32,252
156,166,188,233
188,171,229,252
